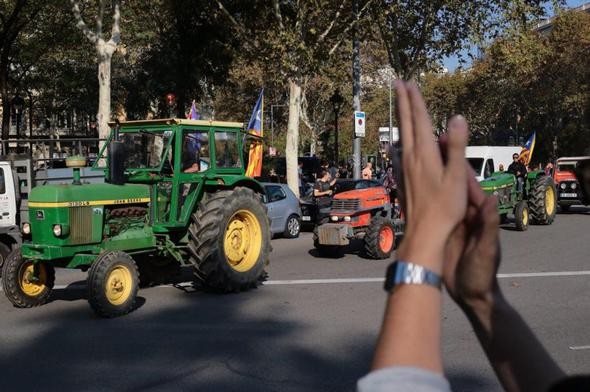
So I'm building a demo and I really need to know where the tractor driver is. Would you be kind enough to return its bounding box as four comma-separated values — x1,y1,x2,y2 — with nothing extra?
508,153,527,193
182,136,200,173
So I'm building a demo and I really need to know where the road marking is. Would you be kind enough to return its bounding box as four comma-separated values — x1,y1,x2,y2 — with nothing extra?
569,345,590,351
265,278,385,285
1,270,590,292
497,271,590,278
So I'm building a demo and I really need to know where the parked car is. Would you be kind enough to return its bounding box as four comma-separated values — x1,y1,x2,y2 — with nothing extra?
262,183,302,238
300,179,382,227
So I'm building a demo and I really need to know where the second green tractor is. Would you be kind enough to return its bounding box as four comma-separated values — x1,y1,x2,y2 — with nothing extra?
480,170,557,231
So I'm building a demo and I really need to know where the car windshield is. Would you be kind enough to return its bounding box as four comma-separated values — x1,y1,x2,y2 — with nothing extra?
118,130,173,170
467,158,484,175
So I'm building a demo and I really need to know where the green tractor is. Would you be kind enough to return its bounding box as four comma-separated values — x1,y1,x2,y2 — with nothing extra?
1,119,271,317
480,170,557,231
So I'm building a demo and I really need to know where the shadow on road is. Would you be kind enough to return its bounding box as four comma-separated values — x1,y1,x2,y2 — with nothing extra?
0,284,375,392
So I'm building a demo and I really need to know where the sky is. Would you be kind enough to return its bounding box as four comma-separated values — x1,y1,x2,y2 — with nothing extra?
442,0,589,71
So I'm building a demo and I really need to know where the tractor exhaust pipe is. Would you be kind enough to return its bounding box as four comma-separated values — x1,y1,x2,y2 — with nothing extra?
108,120,125,185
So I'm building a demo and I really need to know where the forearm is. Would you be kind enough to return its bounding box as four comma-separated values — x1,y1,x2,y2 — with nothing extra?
372,286,443,373
463,290,565,392
372,228,448,373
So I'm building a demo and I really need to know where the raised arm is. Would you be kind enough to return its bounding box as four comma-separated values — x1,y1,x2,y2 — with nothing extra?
443,171,565,392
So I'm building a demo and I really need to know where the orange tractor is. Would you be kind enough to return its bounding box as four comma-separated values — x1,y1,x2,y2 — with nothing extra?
313,180,403,259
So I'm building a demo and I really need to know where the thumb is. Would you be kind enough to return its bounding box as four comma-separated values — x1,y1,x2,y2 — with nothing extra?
444,126,469,180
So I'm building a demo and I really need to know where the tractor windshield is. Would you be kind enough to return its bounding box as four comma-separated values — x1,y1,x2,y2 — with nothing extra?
119,130,173,170
557,163,576,173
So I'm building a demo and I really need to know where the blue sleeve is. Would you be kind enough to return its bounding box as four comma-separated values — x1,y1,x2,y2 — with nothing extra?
358,367,451,392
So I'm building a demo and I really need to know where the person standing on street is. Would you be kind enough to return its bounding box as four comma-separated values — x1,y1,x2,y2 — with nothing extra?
362,162,373,179
313,169,336,209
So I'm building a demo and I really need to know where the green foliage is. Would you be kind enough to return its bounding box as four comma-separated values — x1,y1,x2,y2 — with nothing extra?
422,9,590,162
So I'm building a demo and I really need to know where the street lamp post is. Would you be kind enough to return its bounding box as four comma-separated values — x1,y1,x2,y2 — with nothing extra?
330,89,344,164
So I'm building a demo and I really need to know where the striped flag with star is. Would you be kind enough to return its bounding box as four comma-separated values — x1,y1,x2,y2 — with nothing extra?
245,89,264,177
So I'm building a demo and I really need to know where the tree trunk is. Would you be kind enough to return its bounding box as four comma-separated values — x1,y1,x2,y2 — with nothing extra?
310,135,316,156
286,79,301,198
97,50,112,141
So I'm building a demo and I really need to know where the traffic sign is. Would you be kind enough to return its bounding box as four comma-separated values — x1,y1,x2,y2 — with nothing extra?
354,111,366,137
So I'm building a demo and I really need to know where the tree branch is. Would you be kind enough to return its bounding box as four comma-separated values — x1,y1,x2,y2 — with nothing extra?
107,2,121,47
96,0,106,39
318,0,345,43
328,0,374,55
272,0,284,30
71,0,97,43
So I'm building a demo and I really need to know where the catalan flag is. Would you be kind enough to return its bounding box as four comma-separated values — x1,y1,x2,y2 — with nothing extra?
519,131,536,166
245,89,264,177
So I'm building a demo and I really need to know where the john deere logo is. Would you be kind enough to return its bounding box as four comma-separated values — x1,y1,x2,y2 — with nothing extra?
36,210,45,220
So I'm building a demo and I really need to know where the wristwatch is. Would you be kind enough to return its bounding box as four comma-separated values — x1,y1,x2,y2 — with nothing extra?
384,261,442,292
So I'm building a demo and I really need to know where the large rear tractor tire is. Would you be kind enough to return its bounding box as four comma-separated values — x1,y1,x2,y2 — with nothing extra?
87,251,139,318
364,216,396,259
529,176,557,225
188,187,271,292
514,201,529,231
2,249,55,308
0,241,11,278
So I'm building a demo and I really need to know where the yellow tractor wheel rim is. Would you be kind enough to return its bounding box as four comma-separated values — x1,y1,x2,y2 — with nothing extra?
105,265,133,305
522,208,529,226
19,262,48,297
545,186,555,215
224,209,262,272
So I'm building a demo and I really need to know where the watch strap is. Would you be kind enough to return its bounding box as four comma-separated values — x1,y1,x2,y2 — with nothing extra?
384,261,442,292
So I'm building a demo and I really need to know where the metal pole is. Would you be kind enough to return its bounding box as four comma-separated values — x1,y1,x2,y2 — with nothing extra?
389,72,393,143
352,0,361,179
334,109,339,164
271,105,274,146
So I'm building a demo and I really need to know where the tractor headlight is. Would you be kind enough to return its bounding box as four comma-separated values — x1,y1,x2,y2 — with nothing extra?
560,183,567,189
571,183,577,190
343,216,351,222
330,216,339,222
22,223,31,235
53,224,62,237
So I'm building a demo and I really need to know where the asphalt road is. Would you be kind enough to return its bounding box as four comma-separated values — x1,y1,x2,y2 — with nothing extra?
1,207,589,391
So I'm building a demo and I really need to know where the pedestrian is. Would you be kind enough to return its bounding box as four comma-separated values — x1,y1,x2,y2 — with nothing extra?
499,163,505,172
298,161,305,196
269,168,279,183
545,161,554,176
382,165,397,203
358,81,589,392
362,162,373,180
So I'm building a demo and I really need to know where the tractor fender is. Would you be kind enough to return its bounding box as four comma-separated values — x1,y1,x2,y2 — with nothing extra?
204,176,265,196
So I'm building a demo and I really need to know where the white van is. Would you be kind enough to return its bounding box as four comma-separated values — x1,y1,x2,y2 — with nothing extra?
465,146,521,181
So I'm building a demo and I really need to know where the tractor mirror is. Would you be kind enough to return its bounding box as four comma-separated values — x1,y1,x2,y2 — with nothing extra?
575,158,590,205
108,140,126,185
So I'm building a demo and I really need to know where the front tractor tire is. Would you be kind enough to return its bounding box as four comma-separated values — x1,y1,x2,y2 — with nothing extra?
515,201,529,231
87,251,139,318
364,216,396,259
2,249,55,308
529,176,557,225
188,187,271,292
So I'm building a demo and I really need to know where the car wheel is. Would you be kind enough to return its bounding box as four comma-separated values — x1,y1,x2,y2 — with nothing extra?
283,214,301,238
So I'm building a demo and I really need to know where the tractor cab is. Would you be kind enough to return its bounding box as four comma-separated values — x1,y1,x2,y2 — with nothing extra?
94,119,260,229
